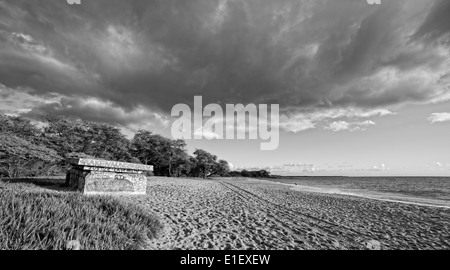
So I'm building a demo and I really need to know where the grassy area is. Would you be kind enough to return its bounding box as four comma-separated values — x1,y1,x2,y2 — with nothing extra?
0,180,162,250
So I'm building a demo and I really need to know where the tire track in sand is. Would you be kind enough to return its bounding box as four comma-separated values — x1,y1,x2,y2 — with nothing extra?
218,180,379,249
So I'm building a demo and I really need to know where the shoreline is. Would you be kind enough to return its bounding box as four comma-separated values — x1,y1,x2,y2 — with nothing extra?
248,178,450,209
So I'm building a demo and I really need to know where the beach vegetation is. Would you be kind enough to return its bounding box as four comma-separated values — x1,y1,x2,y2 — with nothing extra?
0,181,162,250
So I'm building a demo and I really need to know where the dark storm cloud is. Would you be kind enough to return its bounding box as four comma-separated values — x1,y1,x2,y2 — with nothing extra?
0,0,449,130
21,96,169,128
412,0,450,43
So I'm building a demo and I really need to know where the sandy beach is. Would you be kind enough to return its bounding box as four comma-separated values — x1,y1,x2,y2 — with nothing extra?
119,177,450,250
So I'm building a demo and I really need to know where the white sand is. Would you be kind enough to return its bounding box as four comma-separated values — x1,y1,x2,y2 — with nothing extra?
120,177,450,250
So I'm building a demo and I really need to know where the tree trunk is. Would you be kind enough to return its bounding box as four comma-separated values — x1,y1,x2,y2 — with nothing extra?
168,152,174,177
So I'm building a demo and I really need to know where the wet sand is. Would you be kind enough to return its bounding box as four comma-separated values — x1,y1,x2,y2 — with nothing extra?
120,177,450,250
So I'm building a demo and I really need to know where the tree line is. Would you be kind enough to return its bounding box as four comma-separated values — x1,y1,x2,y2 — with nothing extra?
0,114,272,179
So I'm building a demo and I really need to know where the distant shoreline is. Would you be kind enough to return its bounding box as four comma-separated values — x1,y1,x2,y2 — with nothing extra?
245,177,450,209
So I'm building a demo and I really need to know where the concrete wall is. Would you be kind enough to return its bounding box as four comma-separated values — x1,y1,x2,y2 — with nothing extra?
66,166,147,195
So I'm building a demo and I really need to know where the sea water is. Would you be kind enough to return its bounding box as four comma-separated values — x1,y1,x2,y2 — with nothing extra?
269,177,450,208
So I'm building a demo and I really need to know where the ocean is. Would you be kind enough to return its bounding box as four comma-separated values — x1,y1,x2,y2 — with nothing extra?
267,177,450,208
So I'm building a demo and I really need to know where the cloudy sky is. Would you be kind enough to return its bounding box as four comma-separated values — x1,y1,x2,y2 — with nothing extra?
1,0,450,176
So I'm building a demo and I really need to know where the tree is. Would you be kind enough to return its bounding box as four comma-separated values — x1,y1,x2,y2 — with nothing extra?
227,169,272,178
131,130,173,176
0,114,233,179
41,115,132,162
85,122,133,161
241,170,251,178
167,140,192,177
192,149,219,178
0,133,62,178
257,170,271,178
174,155,194,177
0,115,41,142
210,160,230,177
131,130,196,177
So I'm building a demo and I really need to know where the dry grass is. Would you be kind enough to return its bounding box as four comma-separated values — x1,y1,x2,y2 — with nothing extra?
0,180,162,250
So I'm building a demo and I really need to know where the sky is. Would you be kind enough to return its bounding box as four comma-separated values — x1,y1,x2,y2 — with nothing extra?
0,0,449,176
